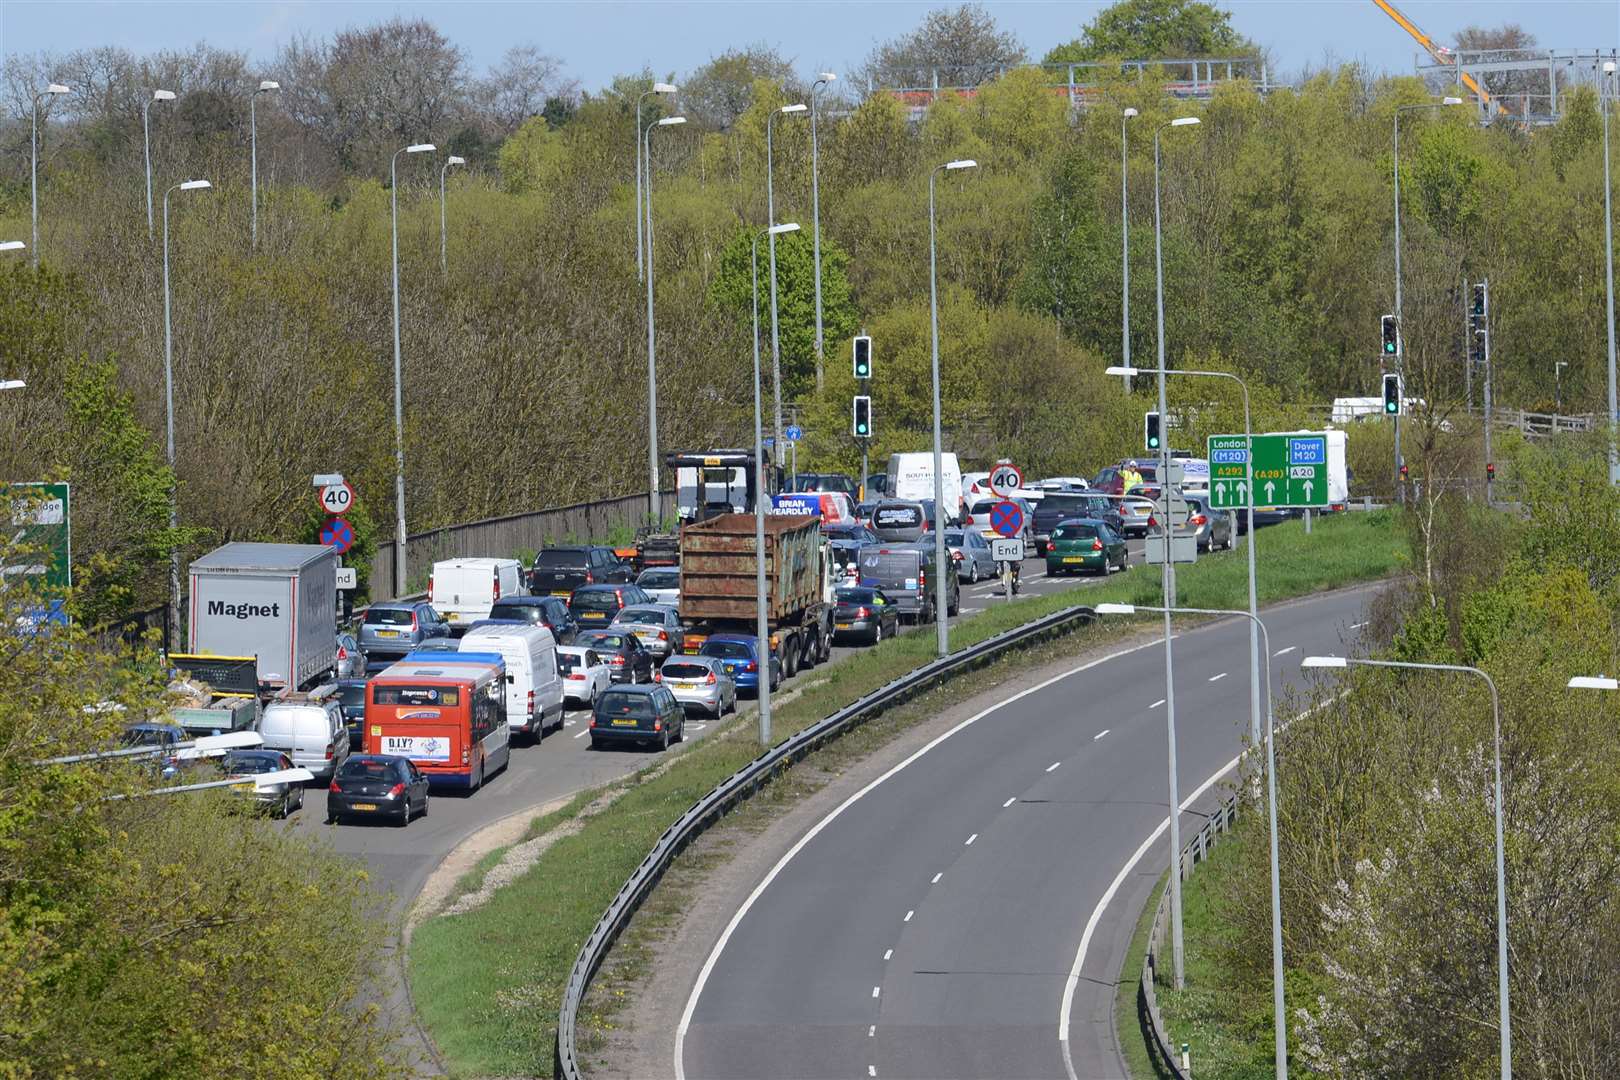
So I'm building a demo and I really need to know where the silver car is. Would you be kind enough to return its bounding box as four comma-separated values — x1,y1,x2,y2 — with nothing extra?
635,568,680,607
611,604,686,660
1119,495,1155,537
945,528,997,584
657,655,736,718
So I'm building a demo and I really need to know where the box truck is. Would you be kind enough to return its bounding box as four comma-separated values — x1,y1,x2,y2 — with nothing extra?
186,543,339,691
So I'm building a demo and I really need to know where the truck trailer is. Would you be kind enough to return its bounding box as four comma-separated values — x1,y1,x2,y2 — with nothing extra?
186,542,339,691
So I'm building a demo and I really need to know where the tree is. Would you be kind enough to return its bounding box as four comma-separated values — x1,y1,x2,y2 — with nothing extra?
681,45,795,131
1044,0,1256,63
857,4,1027,92
1450,23,1545,102
470,45,578,136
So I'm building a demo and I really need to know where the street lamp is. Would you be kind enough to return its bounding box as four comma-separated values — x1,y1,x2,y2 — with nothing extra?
162,179,213,646
643,116,687,522
1603,62,1618,484
810,73,837,392
144,89,177,239
1392,96,1464,497
1305,654,1510,1080
0,381,25,392
1096,601,1287,1077
635,82,678,281
0,241,24,252
752,222,801,748
928,158,978,658
766,102,809,455
32,82,70,268
390,142,436,598
1120,107,1138,390
440,155,466,278
250,80,279,249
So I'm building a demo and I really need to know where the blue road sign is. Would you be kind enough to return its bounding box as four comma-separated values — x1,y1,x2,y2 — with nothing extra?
785,424,803,442
320,516,355,553
989,500,1024,539
1289,436,1326,466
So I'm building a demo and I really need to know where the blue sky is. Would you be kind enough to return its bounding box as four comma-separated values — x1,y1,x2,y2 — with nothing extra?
2,1,1616,89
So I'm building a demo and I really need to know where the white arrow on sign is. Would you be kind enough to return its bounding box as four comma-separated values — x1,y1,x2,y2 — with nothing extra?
1237,481,1247,502
1264,480,1276,503
1303,480,1314,502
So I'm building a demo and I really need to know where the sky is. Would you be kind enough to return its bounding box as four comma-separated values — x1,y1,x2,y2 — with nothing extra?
1,0,1617,91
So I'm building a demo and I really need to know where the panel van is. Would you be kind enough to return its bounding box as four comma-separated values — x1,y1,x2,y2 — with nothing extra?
460,623,565,741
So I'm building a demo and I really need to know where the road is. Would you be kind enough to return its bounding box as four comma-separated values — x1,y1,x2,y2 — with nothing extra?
675,584,1375,1080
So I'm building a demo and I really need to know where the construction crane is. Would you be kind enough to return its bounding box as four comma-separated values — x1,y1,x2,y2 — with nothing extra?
1371,0,1503,115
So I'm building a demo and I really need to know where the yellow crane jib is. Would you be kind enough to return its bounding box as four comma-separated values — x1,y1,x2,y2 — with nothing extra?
1370,0,1503,114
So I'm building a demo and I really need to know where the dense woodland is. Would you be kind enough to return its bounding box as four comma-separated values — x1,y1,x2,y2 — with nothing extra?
0,3,1611,617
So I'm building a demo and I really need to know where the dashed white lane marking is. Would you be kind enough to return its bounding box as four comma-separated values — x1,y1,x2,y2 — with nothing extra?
1208,672,1228,683
868,1026,876,1037
883,948,893,960
1351,621,1369,630
1274,646,1297,657
931,872,943,883
904,910,915,922
1150,698,1166,709
965,833,978,845
1045,761,1061,772
872,986,881,998
1094,729,1110,740
1003,797,1017,808
869,1067,877,1077
573,729,589,739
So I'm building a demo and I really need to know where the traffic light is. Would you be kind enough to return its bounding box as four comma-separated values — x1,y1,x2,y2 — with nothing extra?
853,335,872,379
1382,372,1401,416
1399,462,1409,481
1471,282,1488,320
1486,462,1496,482
1144,411,1162,451
1381,314,1398,356
1470,329,1487,366
852,395,872,438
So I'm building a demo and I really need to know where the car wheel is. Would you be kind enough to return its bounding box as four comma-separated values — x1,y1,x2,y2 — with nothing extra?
589,738,603,751
968,562,979,584
419,793,429,818
659,728,670,752
675,719,686,743
872,623,882,646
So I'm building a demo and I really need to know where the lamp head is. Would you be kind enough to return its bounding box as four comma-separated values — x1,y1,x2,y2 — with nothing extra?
447,155,466,165
1123,107,1139,118
406,143,436,154
0,241,24,252
0,380,25,392
657,115,687,126
1568,676,1620,690
45,83,70,95
944,159,978,170
819,72,838,83
1606,62,1617,75
768,222,801,236
1442,96,1464,105
152,89,176,101
653,82,678,94
1104,365,1139,377
780,103,808,114
1095,603,1137,615
1170,116,1201,127
258,80,281,92
179,179,211,191
1301,656,1348,669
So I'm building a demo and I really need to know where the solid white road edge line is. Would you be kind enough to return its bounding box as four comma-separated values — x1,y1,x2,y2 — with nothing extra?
1055,692,1346,1080
672,636,1163,1080
1209,672,1228,683
1274,646,1297,657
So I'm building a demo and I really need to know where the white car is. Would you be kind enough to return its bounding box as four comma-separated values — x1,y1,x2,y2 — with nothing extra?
557,645,612,709
635,567,680,607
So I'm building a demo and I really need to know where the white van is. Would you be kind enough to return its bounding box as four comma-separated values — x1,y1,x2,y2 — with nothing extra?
431,558,526,634
258,686,348,782
460,623,564,740
887,452,963,512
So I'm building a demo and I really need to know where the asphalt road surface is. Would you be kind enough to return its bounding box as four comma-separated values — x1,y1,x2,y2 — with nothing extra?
676,584,1377,1080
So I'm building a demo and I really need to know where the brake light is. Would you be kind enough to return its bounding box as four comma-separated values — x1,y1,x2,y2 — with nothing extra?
461,746,469,764
329,781,342,793
567,672,585,680
653,719,663,732
856,606,872,618
609,656,625,665
527,689,535,716
409,613,419,630
653,670,662,682
588,716,597,728
919,570,927,589
337,645,348,660
951,550,963,562
705,672,717,685
493,569,501,601
324,744,335,760
585,570,594,584
1190,514,1207,527
428,574,434,594
388,782,406,798
1092,538,1103,551
745,660,758,672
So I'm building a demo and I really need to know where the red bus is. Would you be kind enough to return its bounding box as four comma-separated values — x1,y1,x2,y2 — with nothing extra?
364,654,511,790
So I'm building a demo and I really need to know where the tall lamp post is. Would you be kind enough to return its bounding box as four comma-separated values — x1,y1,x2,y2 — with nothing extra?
766,102,808,453
751,222,801,747
1099,602,1286,1077
162,179,213,646
439,154,466,278
1120,107,1138,390
250,80,279,249
635,82,678,281
928,158,978,658
389,142,436,598
144,89,177,239
32,82,70,268
810,73,836,393
1392,96,1464,497
643,115,687,522
1603,62,1617,483
1309,655,1510,1080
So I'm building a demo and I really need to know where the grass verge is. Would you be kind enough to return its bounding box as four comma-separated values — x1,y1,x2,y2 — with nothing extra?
409,511,1404,1077
1117,871,1172,1079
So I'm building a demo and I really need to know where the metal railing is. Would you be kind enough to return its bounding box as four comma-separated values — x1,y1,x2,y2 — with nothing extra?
555,603,1098,1078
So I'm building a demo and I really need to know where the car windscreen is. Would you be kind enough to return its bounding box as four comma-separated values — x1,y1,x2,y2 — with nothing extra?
535,550,588,569
488,602,541,621
1053,523,1099,540
337,758,400,781
222,753,281,775
835,588,876,604
638,570,678,589
557,652,584,673
578,633,627,650
336,683,367,707
120,727,172,747
1038,495,1089,517
661,662,710,680
598,693,655,719
945,533,967,548
616,608,664,624
701,641,753,660
571,591,621,612
366,608,415,626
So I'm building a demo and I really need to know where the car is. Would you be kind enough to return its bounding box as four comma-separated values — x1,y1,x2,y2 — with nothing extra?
832,586,900,645
786,472,858,497
573,628,656,683
611,604,686,661
870,500,929,543
636,567,681,606
1118,494,1155,537
827,538,863,585
333,677,367,748
1180,494,1235,552
570,583,652,629
258,688,349,783
699,634,781,694
120,721,188,780
217,748,304,818
856,543,960,623
326,754,429,826
1032,494,1111,554
334,631,366,679
558,645,613,708
358,601,453,669
657,655,736,718
588,684,686,751
1092,461,1160,496
962,494,1038,544
486,595,579,644
945,527,997,583
1045,518,1129,576
529,545,631,596
821,521,878,546
862,474,889,499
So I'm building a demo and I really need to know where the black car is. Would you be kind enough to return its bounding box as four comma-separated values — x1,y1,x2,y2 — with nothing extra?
529,546,632,596
822,522,878,545
570,583,652,629
334,678,368,749
1032,492,1122,555
574,628,656,684
326,754,429,826
589,684,686,751
832,586,900,645
786,472,859,497
487,595,578,643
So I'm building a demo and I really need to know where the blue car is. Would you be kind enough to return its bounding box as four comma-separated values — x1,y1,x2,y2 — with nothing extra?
698,634,782,695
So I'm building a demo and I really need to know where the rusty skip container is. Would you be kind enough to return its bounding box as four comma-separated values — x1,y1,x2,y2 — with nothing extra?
678,514,821,624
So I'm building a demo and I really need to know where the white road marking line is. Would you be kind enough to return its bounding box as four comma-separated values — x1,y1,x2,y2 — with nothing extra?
965,833,978,845
1002,797,1016,808
872,986,881,998
573,729,589,739
904,909,914,922
883,949,893,960
931,872,942,883
1045,761,1061,773
1208,672,1228,683
673,637,1166,1080
1274,646,1297,657
869,1066,877,1077
1094,729,1110,740
1351,621,1368,630
1150,698,1165,709
868,1026,876,1037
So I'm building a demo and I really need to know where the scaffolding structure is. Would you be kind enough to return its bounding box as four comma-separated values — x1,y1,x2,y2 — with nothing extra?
1417,48,1620,124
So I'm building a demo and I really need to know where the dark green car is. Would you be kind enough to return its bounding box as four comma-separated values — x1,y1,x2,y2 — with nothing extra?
1045,518,1128,576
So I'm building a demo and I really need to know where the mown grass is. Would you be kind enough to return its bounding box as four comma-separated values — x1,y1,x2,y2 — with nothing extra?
408,510,1405,1077
1117,871,1172,1079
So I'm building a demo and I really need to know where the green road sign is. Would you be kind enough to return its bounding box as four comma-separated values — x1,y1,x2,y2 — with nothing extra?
1207,433,1327,509
8,482,72,589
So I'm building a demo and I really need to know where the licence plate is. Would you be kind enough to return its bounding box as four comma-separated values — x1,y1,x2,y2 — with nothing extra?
377,630,400,638
552,590,571,597
836,622,852,630
352,803,378,811
611,718,639,727
1063,557,1085,563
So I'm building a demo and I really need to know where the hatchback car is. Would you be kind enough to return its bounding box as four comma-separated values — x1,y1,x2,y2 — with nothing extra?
657,655,736,718
1181,494,1235,552
333,678,368,749
611,604,686,660
326,754,429,826
1045,518,1129,576
120,721,188,780
699,634,781,694
217,749,304,818
334,631,366,679
945,528,997,583
573,629,655,684
832,586,900,645
589,684,686,751
487,595,578,644
557,645,613,708
1118,495,1156,537
358,601,453,668
570,584,651,629
635,567,681,606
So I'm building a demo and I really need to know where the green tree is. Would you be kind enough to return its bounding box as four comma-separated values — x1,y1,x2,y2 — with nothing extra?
1044,0,1256,63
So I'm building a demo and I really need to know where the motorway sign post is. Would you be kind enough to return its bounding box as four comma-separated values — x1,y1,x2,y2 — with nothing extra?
1208,433,1328,510
989,498,1025,603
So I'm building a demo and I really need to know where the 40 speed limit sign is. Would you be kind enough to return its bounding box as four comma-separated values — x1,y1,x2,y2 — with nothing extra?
988,463,1023,497
318,481,355,515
